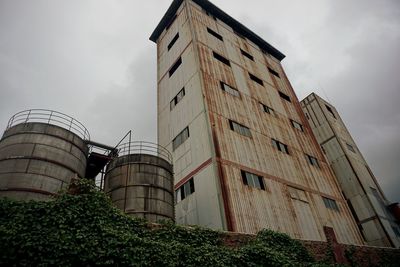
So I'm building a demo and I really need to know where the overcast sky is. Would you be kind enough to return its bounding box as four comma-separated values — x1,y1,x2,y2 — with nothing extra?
0,0,399,202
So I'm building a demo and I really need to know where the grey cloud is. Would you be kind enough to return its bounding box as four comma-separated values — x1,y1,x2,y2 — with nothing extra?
0,0,399,202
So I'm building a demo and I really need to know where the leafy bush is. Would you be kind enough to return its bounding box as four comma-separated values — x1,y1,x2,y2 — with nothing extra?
0,179,327,266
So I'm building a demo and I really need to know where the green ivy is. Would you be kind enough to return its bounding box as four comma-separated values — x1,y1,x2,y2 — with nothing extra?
0,179,335,266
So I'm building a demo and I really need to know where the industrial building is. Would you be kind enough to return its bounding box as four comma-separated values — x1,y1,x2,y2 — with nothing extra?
150,0,364,245
301,93,400,247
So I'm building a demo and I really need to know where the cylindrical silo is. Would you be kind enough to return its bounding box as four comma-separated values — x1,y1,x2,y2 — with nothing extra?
104,141,174,222
0,109,90,201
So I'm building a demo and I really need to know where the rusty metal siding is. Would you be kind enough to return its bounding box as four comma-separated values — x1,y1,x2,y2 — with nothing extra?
154,0,365,245
187,0,363,244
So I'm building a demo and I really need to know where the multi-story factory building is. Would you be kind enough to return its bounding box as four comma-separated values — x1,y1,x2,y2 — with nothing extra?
301,93,400,247
150,0,364,245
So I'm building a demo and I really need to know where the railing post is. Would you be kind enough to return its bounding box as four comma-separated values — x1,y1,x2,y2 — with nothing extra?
47,111,53,124
25,110,32,123
69,117,73,131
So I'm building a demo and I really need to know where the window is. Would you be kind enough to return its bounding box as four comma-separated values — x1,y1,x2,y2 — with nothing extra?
291,120,304,132
259,102,274,115
229,120,251,137
268,67,280,78
172,127,189,151
272,139,289,154
207,27,223,41
249,73,263,86
165,14,177,31
241,170,265,190
175,178,195,203
170,87,185,110
240,49,254,61
213,51,230,66
169,57,182,77
325,104,336,119
346,143,356,153
306,154,319,167
279,91,291,102
323,197,339,211
220,81,239,97
167,32,179,51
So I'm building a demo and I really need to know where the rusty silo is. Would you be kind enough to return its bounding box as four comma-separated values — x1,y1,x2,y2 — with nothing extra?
104,141,174,222
0,109,89,200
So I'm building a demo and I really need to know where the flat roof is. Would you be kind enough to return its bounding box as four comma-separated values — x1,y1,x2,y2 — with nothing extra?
149,0,286,61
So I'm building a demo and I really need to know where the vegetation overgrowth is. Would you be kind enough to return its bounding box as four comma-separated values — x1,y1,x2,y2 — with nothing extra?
0,179,336,266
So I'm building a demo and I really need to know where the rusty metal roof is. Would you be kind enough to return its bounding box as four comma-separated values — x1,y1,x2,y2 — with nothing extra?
149,0,286,61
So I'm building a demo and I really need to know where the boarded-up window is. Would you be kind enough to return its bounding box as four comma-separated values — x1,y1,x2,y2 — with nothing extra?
288,187,308,202
323,197,339,211
229,120,251,137
172,127,189,151
220,81,239,97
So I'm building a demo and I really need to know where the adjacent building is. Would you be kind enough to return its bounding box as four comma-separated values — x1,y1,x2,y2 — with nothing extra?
150,0,364,245
301,93,400,247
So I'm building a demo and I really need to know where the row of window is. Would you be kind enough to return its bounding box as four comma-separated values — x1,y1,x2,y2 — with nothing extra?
229,119,319,166
175,170,339,212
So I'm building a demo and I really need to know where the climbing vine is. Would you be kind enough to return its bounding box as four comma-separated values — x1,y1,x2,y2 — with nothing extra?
0,179,339,266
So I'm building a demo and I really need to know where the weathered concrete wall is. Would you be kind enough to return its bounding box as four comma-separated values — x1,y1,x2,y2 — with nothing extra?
301,93,400,248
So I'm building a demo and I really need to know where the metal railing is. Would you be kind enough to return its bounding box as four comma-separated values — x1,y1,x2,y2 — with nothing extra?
116,141,172,164
6,109,90,141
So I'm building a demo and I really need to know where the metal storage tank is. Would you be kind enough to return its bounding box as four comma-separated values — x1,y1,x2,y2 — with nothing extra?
104,141,174,222
0,109,89,201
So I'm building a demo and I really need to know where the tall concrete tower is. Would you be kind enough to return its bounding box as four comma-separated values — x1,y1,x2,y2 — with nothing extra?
150,0,364,245
301,93,400,247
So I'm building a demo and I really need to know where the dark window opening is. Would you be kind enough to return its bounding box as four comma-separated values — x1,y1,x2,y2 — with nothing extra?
169,57,182,77
240,49,254,61
323,197,339,211
175,178,195,203
249,73,263,86
165,14,177,31
272,139,289,154
229,120,251,137
220,81,240,97
306,154,319,167
167,32,179,51
241,170,265,190
207,27,223,41
279,91,291,102
291,120,304,132
259,102,274,115
268,67,280,78
172,127,189,151
325,104,336,119
213,51,230,66
170,87,185,110
346,143,356,153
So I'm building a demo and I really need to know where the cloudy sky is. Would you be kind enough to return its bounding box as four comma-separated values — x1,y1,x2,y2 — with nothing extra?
0,0,399,202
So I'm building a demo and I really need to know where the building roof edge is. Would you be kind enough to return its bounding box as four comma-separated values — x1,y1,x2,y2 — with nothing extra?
149,0,286,61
